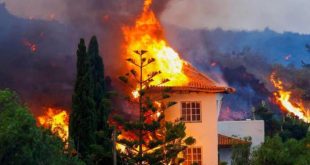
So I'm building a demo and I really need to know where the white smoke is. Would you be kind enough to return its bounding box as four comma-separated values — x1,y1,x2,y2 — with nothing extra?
161,0,310,34
3,0,66,22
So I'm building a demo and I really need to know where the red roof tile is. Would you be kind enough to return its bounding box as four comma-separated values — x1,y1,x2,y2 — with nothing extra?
218,134,251,148
150,63,235,94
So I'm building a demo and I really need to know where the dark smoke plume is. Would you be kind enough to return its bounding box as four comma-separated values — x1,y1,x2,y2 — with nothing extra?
62,0,172,75
0,1,171,115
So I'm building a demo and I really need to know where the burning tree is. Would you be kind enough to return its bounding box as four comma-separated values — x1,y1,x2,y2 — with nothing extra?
115,50,195,165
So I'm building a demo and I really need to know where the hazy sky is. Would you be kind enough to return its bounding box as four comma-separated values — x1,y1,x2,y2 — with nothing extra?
162,0,310,34
3,0,310,34
2,0,66,21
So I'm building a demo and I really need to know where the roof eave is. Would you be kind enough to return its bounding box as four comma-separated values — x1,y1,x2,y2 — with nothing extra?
148,86,236,94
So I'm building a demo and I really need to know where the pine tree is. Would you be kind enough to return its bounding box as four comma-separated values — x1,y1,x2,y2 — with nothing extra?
115,50,195,165
70,39,96,158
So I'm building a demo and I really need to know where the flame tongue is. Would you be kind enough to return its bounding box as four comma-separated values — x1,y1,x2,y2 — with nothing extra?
37,108,69,142
122,0,188,87
270,72,310,123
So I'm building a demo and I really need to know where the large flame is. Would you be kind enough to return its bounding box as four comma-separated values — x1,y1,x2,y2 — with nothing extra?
122,0,188,88
37,108,69,142
270,72,310,123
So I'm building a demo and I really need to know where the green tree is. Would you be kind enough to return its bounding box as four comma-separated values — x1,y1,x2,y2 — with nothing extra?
88,37,113,164
251,135,289,165
231,137,251,165
70,37,113,164
0,89,84,165
280,116,308,141
255,102,281,137
88,36,107,131
70,38,97,158
115,50,195,165
251,134,310,165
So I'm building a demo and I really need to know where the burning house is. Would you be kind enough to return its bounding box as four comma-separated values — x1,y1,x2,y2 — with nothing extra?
117,0,235,164
116,61,234,164
161,64,234,165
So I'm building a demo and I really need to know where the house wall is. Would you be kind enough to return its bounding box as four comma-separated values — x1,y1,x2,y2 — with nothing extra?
165,92,220,165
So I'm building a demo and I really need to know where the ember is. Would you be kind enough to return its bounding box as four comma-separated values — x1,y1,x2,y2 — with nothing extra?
37,108,69,142
22,39,37,53
270,72,310,123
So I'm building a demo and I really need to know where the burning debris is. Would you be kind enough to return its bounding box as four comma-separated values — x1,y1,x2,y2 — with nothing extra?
37,108,69,142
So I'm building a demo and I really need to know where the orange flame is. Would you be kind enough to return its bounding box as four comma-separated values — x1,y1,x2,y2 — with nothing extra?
37,108,69,142
122,0,188,91
270,72,310,123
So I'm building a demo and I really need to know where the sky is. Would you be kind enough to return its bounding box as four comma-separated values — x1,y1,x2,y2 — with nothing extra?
3,0,310,34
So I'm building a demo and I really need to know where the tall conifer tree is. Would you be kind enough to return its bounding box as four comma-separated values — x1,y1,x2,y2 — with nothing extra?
88,36,109,131
88,36,113,163
70,39,96,158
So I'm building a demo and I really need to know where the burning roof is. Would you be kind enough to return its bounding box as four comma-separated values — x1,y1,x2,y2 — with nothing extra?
122,0,234,95
150,63,235,94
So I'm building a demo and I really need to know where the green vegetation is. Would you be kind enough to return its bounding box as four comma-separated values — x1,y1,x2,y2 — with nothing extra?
251,135,310,165
0,89,84,165
231,138,251,165
231,102,310,165
69,36,113,164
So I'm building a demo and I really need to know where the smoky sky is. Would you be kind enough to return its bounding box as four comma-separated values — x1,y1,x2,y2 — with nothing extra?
162,0,310,34
5,0,310,34
0,0,172,115
2,0,307,120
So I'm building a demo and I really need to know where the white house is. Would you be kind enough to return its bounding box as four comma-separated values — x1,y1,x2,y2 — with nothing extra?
218,120,265,165
158,64,234,165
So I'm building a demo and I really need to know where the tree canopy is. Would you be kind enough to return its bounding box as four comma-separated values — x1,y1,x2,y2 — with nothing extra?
0,89,84,165
69,37,113,164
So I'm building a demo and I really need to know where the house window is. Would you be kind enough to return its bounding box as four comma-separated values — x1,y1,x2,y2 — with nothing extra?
183,147,202,165
181,102,201,122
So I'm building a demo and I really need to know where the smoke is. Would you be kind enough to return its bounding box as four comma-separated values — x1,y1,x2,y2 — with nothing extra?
3,0,66,21
161,0,310,34
3,0,308,121
0,4,79,115
273,65,310,108
0,1,172,115
60,0,172,75
163,24,279,120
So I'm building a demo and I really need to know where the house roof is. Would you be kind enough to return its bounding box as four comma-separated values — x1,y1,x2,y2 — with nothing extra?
150,63,235,94
218,134,251,148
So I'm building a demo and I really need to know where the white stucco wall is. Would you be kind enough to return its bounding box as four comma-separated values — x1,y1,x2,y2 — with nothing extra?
218,120,265,147
165,92,219,165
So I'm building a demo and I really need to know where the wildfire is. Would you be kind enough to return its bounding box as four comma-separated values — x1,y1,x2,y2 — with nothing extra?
270,72,310,123
122,0,188,89
37,108,69,142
